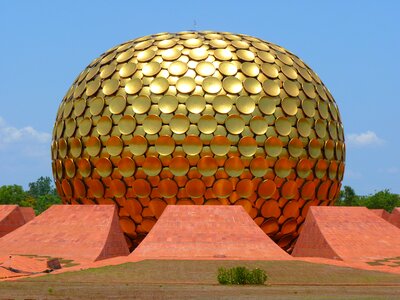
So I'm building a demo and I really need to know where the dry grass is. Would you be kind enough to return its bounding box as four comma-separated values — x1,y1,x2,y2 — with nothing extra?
1,260,400,299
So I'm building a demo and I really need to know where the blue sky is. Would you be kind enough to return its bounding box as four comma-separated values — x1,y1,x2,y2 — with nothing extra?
0,1,399,195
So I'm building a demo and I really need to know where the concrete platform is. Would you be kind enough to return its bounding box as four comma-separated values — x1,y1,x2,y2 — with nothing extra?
292,206,400,262
0,205,129,263
0,205,34,238
130,205,291,260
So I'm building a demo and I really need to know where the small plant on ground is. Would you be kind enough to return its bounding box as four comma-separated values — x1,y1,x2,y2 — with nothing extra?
217,266,267,285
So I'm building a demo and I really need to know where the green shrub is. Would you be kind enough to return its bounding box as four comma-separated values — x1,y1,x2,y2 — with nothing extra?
217,266,267,285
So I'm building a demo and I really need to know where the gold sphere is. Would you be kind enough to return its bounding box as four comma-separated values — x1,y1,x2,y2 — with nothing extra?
51,31,345,252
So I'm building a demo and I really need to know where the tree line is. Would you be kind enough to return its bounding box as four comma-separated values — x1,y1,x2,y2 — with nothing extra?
0,176,61,214
0,178,399,214
336,186,400,212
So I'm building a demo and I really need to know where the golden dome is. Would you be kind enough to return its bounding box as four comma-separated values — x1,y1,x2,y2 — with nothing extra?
52,31,345,252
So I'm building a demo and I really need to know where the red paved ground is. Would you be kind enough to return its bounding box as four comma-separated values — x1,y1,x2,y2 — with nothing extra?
292,206,400,262
0,205,31,238
388,207,400,228
130,205,291,261
0,205,129,263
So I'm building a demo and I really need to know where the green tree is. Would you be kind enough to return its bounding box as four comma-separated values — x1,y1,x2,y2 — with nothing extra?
337,185,359,206
361,189,400,212
28,176,55,198
0,185,28,205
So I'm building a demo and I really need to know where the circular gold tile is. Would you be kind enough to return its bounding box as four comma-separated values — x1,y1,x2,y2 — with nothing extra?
118,157,136,177
129,135,147,156
263,80,280,96
210,136,231,156
155,136,175,155
275,117,291,136
225,115,245,134
118,115,136,135
281,97,298,116
159,95,178,113
238,137,257,157
250,116,268,135
150,77,169,94
186,95,206,113
106,136,123,156
195,61,215,76
143,115,162,134
225,157,244,177
198,156,218,176
182,135,203,155
202,77,222,94
109,95,126,114
176,77,196,94
198,115,217,134
143,156,162,176
170,114,190,134
222,77,243,94
170,156,190,176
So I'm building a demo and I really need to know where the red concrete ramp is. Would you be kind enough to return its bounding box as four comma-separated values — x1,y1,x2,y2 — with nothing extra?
0,205,129,263
19,207,35,222
130,205,290,260
0,205,29,238
388,207,400,228
292,206,400,261
370,209,390,221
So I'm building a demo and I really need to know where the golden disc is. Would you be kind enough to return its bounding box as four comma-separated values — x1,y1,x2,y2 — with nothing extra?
118,115,136,135
225,115,245,134
210,136,230,156
296,158,312,179
264,136,283,157
297,118,311,137
118,157,136,177
225,156,244,177
186,95,206,113
202,77,222,94
182,135,203,155
149,77,169,94
133,179,151,198
125,78,143,95
143,156,162,176
69,138,82,158
176,76,196,94
186,179,206,198
89,97,104,116
250,116,268,135
302,98,315,117
288,138,303,157
213,95,233,113
236,96,255,114
119,62,137,77
109,95,126,114
258,96,277,115
96,157,113,177
143,115,162,134
168,61,188,76
250,157,268,177
195,61,215,76
283,80,299,97
86,136,101,156
159,95,178,113
142,62,161,77
198,115,217,134
197,156,218,176
262,80,280,96
213,179,233,198
169,156,190,176
281,97,298,116
243,78,262,94
275,157,292,178
241,62,259,77
275,117,291,136
132,95,151,114
219,62,237,76
170,114,190,134
238,137,257,157
222,77,243,94
128,135,147,156
102,79,119,95
158,179,178,198
96,116,112,135
155,136,175,155
261,63,279,78
258,180,277,199
214,48,233,61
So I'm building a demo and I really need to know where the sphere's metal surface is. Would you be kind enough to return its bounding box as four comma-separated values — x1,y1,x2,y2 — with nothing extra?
51,31,345,252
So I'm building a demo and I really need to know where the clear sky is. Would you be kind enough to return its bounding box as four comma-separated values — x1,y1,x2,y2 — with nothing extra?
0,1,399,195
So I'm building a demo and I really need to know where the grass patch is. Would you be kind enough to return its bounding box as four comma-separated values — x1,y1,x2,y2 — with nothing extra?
217,266,267,285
